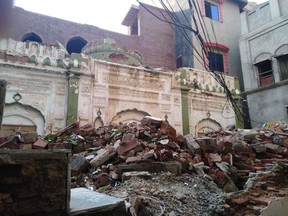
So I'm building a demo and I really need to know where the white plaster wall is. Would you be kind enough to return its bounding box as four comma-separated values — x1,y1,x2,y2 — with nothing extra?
0,64,68,135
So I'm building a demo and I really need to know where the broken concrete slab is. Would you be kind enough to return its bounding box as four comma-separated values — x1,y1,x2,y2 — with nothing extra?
70,188,126,216
261,196,288,216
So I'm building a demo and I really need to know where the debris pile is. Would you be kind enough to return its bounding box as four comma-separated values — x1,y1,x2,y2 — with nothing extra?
1,118,288,215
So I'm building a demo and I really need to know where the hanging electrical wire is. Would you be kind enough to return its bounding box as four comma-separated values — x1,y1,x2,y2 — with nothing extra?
137,0,246,127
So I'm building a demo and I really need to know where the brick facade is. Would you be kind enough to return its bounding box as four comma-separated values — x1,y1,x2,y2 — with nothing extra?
3,3,175,69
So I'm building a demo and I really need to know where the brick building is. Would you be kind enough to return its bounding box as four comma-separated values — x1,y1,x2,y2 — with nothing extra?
1,2,175,69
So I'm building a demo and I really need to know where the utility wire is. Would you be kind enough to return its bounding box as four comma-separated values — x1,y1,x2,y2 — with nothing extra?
138,0,246,127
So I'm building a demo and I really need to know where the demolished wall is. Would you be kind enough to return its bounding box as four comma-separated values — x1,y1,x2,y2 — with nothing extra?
0,149,70,216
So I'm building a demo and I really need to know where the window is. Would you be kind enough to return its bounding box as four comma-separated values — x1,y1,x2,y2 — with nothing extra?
277,54,288,81
255,60,273,86
205,1,219,21
208,52,224,72
22,32,42,43
66,36,87,54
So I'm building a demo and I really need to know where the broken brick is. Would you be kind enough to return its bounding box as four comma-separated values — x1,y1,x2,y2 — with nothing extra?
184,134,201,155
125,156,142,164
117,137,143,155
195,137,217,153
90,146,116,167
140,116,162,130
32,138,48,149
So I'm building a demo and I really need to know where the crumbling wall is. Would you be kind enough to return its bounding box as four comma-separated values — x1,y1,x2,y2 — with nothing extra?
0,38,237,135
0,149,70,216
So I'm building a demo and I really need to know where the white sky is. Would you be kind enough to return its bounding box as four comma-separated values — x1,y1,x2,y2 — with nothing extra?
14,0,268,34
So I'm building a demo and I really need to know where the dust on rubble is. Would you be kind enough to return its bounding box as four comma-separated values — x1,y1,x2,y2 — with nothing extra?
97,172,226,216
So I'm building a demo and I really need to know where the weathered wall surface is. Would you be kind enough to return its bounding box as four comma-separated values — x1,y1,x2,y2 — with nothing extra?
247,2,272,31
0,149,70,216
246,85,288,125
0,39,237,135
240,0,288,127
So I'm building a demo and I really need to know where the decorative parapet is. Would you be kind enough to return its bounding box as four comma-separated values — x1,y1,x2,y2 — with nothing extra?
83,38,142,66
0,38,88,71
173,67,240,95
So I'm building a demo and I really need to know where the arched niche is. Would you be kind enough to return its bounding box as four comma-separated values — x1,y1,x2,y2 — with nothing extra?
111,109,150,124
195,118,221,137
275,44,288,57
66,36,87,54
3,102,45,135
254,53,272,64
22,32,43,43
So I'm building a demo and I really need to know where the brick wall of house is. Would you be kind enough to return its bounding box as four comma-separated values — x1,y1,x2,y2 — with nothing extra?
0,150,70,216
138,4,176,69
5,4,175,69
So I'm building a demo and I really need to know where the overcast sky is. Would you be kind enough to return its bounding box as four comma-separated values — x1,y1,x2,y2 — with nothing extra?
14,0,268,34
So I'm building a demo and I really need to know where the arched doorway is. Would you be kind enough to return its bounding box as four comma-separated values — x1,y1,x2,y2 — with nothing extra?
66,36,87,54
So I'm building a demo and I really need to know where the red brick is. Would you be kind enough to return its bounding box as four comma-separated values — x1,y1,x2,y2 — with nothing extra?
184,134,201,155
118,138,143,155
32,139,48,149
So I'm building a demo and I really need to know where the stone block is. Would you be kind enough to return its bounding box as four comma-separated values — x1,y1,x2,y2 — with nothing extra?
90,146,116,167
184,134,201,155
142,149,155,160
125,156,142,164
32,139,48,149
71,154,90,175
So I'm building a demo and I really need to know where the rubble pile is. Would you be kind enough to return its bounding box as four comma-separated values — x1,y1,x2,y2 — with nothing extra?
223,162,288,215
1,118,288,215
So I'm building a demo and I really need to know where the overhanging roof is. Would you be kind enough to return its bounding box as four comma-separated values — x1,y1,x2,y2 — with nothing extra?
121,5,139,26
